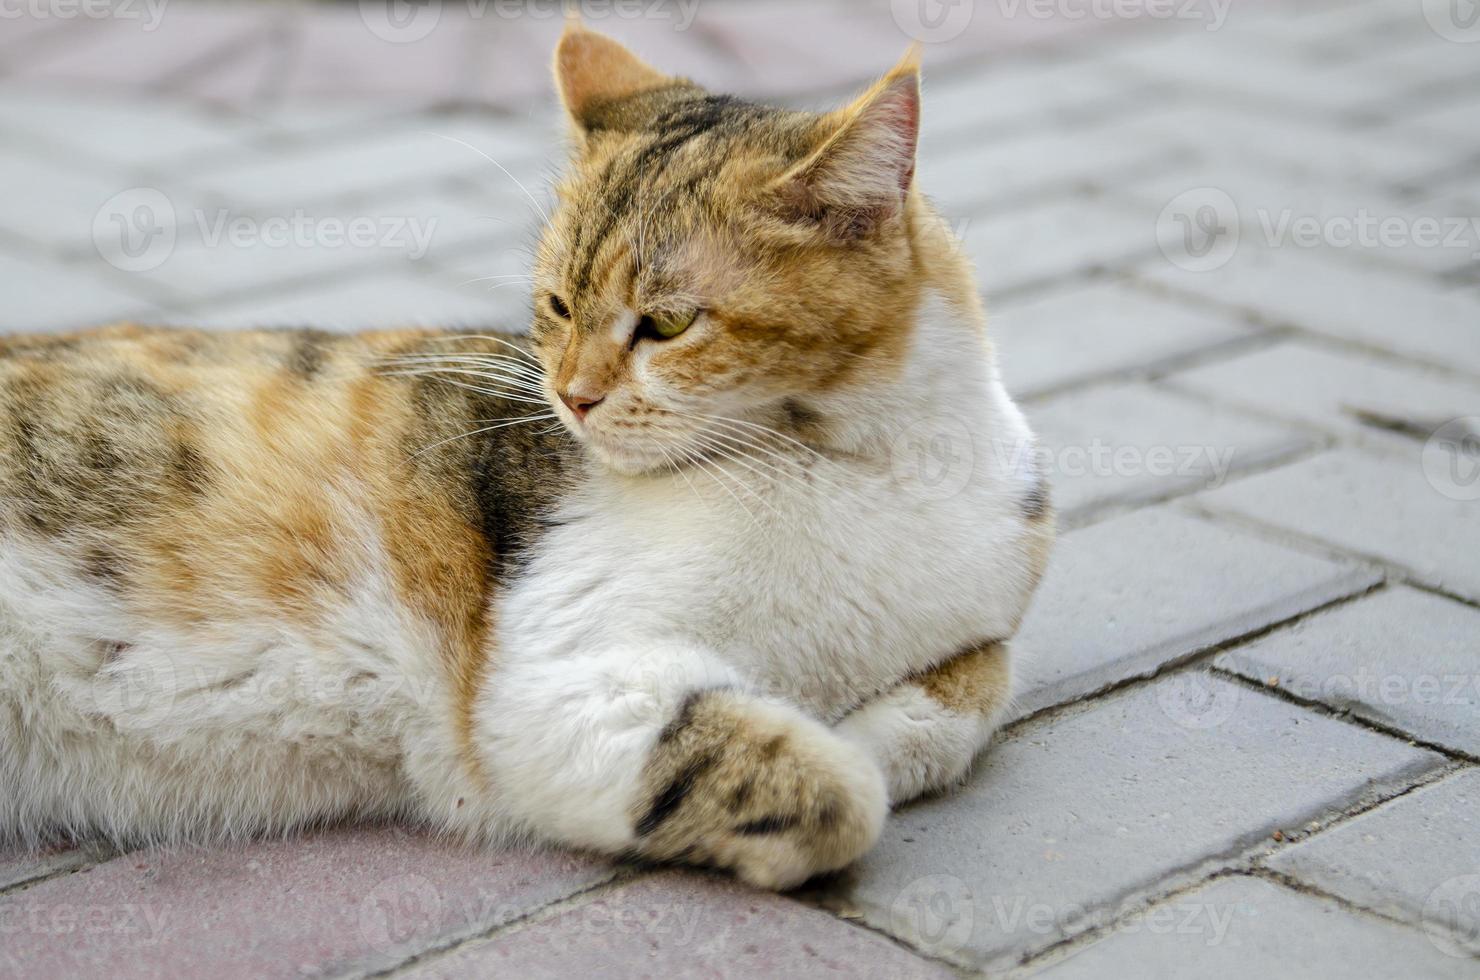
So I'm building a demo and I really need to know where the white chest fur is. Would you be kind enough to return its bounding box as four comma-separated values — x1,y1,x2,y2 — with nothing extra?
497,296,1043,720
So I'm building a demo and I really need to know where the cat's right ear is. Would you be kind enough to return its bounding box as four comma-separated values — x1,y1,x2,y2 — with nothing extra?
554,20,673,138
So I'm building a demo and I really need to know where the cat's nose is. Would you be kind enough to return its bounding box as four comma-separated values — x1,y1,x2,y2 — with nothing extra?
560,390,605,420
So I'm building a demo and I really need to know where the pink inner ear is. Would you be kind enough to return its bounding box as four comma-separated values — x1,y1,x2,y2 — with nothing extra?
874,82,920,194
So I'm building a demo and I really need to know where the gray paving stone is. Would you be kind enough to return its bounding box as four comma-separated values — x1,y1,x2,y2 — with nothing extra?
0,842,112,892
177,272,525,332
0,90,259,169
0,145,167,251
189,118,546,209
1265,769,1480,958
1012,507,1380,719
407,872,951,980
1164,339,1480,450
838,676,1441,972
959,199,1153,297
989,278,1253,400
1144,248,1480,377
1216,587,1480,757
1026,383,1310,518
130,189,518,302
0,251,158,332
1122,165,1480,276
922,58,1145,143
921,120,1178,217
1027,875,1478,979
1201,449,1480,603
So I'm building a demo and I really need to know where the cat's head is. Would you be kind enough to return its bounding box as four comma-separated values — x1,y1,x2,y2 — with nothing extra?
531,23,939,474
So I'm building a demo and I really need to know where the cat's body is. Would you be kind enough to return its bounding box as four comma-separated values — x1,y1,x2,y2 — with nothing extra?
0,26,1053,888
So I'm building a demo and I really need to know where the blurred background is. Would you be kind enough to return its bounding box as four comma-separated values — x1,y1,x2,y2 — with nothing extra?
1,1,1478,978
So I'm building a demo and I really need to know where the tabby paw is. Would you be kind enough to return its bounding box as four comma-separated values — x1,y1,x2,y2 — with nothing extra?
631,690,886,890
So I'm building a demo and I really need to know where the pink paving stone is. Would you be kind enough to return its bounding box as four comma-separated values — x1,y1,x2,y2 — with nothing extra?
0,825,613,980
0,841,110,892
406,871,953,979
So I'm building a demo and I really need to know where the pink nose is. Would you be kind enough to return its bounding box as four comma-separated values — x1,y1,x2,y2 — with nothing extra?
559,391,604,420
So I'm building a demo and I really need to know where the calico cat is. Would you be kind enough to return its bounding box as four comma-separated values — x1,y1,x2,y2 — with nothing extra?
0,24,1053,889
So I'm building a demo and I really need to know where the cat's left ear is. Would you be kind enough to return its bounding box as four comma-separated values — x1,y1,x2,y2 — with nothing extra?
769,48,921,239
554,20,674,135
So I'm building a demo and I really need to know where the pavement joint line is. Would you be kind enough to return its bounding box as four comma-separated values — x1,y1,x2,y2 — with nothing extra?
362,866,637,980
0,843,122,901
994,570,1387,738
1128,273,1480,387
1252,859,1480,952
1185,500,1480,614
1210,665,1480,767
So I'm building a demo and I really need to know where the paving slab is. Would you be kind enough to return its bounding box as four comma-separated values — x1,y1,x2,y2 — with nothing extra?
1143,247,1480,377
188,118,548,210
1123,164,1480,276
0,842,112,893
406,871,952,980
176,272,526,332
990,280,1253,400
1216,586,1480,757
1165,339,1480,451
0,250,159,332
1265,769,1480,958
0,90,260,169
1201,449,1480,603
960,198,1154,297
1011,506,1380,720
126,188,520,303
1027,874,1479,979
923,58,1147,144
835,676,1442,972
1026,382,1310,519
0,826,612,980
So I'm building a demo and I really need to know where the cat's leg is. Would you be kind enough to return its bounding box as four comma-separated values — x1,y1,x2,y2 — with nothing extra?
836,640,1012,806
471,644,887,890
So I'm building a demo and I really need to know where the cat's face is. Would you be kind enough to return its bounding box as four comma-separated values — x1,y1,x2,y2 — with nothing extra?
530,25,925,474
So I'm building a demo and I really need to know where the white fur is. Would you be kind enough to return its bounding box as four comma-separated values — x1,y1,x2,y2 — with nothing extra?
0,289,1040,865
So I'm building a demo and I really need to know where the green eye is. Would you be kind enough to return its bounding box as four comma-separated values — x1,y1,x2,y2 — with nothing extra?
635,309,698,343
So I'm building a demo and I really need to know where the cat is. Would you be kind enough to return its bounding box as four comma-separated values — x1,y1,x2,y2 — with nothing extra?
0,23,1053,890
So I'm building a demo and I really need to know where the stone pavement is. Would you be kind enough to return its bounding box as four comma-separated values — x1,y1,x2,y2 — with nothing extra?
2,0,1479,975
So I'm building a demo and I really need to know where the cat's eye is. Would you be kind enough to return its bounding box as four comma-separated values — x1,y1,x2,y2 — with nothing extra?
634,309,699,344
548,294,571,319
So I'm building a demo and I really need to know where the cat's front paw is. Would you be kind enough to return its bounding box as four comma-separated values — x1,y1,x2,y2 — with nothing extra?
631,690,886,890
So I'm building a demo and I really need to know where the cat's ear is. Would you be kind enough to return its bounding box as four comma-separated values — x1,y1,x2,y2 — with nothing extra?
769,49,921,239
554,20,673,134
